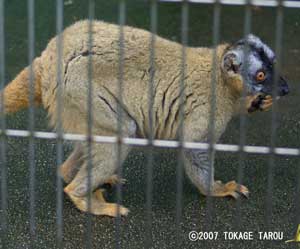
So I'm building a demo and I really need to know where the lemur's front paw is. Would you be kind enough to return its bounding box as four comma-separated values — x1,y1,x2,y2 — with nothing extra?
259,95,273,111
248,94,273,113
212,180,249,199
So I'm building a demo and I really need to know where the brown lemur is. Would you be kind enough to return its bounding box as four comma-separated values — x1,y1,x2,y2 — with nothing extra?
0,21,289,217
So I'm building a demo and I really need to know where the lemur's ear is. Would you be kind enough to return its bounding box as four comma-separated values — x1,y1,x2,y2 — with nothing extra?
221,51,242,76
241,34,276,62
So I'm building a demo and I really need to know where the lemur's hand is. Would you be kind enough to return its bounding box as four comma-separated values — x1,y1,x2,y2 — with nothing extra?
247,94,273,113
211,180,249,199
259,95,273,111
236,94,262,114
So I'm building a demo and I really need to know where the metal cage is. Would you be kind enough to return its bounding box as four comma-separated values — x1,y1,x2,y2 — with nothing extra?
0,0,299,248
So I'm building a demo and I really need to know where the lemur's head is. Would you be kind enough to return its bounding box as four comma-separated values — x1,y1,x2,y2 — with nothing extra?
221,34,289,113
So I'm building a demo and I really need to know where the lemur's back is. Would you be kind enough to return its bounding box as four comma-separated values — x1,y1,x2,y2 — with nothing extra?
39,20,216,139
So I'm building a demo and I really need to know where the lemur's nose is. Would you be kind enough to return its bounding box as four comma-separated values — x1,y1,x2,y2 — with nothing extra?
281,84,289,96
278,76,289,96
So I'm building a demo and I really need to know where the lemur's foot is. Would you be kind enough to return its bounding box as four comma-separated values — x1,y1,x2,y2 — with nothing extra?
104,174,126,187
64,187,129,217
211,180,249,199
94,189,129,216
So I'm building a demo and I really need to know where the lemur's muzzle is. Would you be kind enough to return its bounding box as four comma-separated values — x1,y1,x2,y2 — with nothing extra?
277,76,289,96
248,76,289,113
261,75,290,97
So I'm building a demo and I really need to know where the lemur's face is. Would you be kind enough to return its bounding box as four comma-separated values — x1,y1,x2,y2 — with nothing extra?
221,34,289,112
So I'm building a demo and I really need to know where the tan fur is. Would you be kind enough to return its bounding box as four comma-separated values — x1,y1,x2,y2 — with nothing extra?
59,144,84,183
1,58,42,114
36,21,240,141
1,20,259,216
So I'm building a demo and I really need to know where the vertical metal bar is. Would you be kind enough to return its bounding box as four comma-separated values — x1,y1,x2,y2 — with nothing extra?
145,0,157,247
235,0,252,229
56,0,64,246
295,170,300,246
175,1,188,246
28,0,36,238
0,0,7,244
265,0,284,228
295,161,300,244
206,0,221,229
115,1,125,248
86,1,95,248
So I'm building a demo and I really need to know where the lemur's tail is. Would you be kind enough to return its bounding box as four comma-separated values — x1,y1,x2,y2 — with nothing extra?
0,57,42,114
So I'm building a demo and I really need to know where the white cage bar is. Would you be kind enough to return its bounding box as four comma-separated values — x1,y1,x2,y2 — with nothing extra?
1,129,299,156
159,0,300,8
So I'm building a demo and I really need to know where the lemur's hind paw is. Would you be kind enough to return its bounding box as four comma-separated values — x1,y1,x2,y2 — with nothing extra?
104,174,126,187
212,180,249,199
94,189,129,217
65,188,129,217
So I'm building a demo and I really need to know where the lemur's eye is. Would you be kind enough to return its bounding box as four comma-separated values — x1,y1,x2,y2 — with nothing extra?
256,71,266,82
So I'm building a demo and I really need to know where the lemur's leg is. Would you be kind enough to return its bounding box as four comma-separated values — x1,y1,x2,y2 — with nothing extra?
59,144,125,186
183,149,249,198
64,143,131,217
59,144,84,184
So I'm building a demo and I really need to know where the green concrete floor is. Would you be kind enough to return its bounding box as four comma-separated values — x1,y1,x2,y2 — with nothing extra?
1,0,300,248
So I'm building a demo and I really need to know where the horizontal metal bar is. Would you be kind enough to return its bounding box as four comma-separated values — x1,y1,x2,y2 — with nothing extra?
2,129,300,156
158,0,300,8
